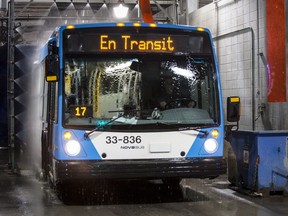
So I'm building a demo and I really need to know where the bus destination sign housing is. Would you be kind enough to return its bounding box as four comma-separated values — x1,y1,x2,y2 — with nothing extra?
64,27,211,54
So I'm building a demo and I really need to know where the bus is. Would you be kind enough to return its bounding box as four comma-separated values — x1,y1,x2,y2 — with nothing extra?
40,22,234,196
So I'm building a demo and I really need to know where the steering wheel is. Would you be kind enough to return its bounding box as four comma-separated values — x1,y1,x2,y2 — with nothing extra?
165,98,197,109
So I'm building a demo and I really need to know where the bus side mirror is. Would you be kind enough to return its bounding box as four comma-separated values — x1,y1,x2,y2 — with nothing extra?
227,96,240,122
45,41,59,82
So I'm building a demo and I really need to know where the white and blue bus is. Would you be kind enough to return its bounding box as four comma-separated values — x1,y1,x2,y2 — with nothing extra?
40,22,234,195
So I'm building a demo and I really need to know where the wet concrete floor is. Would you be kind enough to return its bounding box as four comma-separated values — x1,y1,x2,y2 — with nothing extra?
1,164,288,216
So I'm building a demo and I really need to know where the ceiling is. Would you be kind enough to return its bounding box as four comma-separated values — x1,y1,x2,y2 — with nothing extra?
12,0,173,21
11,0,214,22
0,0,214,45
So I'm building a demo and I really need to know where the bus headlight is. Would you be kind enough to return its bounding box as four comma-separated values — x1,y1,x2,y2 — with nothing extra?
64,140,81,156
204,138,218,153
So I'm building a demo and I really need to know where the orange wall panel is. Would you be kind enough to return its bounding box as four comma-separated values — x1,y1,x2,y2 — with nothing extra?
266,0,286,102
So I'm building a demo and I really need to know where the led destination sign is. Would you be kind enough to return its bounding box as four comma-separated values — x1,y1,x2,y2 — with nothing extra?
65,30,212,54
65,33,197,54
99,35,175,52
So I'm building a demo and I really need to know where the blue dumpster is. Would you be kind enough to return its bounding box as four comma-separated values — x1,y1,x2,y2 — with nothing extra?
230,130,288,195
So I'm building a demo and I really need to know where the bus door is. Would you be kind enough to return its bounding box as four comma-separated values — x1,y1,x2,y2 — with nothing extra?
42,80,58,179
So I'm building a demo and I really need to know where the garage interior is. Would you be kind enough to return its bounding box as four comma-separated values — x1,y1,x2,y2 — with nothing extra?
0,0,287,211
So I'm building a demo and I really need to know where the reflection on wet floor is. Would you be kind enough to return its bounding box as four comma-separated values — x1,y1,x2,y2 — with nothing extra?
0,167,210,206
47,179,208,205
1,167,288,216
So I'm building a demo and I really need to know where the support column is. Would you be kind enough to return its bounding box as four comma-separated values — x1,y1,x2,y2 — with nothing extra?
7,0,15,171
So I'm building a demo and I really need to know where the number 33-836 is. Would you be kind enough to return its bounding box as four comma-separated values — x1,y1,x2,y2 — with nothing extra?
106,136,141,144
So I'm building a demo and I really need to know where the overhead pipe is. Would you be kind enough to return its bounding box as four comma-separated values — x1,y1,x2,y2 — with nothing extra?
137,0,140,18
139,0,154,23
0,16,169,22
256,0,261,107
255,0,272,130
213,27,256,130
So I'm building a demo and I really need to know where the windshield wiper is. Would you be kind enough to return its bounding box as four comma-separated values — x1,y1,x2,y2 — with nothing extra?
84,114,123,138
178,126,209,135
156,122,209,136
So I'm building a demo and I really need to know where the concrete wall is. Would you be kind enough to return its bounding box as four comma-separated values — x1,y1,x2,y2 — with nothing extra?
189,0,288,130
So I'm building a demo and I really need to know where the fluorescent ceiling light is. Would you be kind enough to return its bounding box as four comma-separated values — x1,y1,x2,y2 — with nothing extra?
113,3,129,19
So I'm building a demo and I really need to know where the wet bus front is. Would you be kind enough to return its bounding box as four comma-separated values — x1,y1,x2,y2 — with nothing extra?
63,27,220,133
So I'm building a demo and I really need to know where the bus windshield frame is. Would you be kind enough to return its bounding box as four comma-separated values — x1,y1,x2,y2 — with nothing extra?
62,27,220,131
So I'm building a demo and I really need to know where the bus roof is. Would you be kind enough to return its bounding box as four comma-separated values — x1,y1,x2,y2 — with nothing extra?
56,22,210,34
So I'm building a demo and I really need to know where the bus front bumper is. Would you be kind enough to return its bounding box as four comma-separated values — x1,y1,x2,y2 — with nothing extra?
54,157,227,181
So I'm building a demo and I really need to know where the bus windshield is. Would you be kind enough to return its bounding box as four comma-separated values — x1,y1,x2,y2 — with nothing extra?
62,27,220,130
63,54,220,130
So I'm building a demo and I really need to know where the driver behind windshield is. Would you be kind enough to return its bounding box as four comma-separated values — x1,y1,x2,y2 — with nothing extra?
158,77,175,109
158,76,196,110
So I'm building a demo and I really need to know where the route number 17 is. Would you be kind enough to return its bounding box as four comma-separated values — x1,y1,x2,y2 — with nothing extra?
69,105,93,118
75,106,86,117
